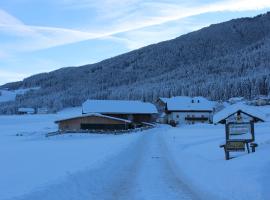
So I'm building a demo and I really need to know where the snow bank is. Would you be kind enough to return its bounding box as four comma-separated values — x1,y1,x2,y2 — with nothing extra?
161,123,270,200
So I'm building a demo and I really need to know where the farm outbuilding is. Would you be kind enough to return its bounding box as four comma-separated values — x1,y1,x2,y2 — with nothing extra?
55,100,158,132
55,113,132,132
82,100,158,124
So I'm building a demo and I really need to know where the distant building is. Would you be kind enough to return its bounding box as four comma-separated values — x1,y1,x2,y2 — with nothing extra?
18,108,35,115
213,104,266,124
228,97,245,105
249,96,270,106
156,96,215,125
37,108,49,114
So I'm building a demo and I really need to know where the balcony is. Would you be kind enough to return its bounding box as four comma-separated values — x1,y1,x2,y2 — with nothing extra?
185,117,209,121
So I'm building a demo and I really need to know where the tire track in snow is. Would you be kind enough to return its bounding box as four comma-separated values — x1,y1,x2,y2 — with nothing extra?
10,128,199,200
116,131,198,200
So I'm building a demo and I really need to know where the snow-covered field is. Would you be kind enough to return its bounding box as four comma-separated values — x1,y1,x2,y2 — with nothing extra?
0,108,270,200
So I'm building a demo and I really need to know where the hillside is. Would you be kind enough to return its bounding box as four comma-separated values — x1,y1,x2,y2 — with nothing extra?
1,12,270,113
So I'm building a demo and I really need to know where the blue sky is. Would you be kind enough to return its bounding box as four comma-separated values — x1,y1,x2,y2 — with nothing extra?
0,0,270,85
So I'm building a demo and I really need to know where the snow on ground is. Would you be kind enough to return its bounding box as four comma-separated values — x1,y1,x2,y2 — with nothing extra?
256,105,270,120
0,88,40,103
0,107,270,200
162,123,270,200
0,113,142,200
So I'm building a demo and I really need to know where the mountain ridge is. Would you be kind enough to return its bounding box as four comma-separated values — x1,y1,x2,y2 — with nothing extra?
1,12,270,113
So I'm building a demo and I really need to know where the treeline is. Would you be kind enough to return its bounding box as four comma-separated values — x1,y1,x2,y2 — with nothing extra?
1,12,270,114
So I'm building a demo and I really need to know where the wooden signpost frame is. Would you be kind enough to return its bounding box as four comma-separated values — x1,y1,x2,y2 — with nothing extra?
221,121,256,160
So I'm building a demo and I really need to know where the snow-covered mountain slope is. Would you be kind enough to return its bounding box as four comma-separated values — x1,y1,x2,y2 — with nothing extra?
0,87,40,103
2,12,270,113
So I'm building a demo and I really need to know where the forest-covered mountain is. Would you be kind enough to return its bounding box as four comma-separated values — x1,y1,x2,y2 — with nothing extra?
1,12,270,113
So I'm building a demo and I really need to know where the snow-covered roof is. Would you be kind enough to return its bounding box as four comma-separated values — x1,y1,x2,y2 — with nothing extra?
18,108,35,112
213,103,266,123
82,100,158,114
56,113,132,123
160,96,215,111
228,97,244,102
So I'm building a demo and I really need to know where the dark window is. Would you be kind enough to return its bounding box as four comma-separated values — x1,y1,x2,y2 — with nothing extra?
80,124,127,130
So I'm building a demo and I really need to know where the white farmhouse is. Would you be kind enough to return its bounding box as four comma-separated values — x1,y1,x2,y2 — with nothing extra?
157,96,215,125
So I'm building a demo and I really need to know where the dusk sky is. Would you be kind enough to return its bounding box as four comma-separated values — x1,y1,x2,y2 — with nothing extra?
1,0,270,85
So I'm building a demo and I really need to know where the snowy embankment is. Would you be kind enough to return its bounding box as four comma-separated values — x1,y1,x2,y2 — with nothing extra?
162,123,270,200
0,111,142,200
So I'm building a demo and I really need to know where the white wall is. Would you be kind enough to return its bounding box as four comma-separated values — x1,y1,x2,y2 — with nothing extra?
167,111,212,125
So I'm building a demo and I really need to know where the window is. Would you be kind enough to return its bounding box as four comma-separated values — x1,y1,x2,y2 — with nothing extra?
176,115,179,118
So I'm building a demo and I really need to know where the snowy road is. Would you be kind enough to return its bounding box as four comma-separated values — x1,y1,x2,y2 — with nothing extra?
13,128,198,200
108,130,198,200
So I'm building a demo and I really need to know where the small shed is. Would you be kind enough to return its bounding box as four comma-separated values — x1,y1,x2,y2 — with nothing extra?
213,104,266,124
55,113,132,132
18,108,35,115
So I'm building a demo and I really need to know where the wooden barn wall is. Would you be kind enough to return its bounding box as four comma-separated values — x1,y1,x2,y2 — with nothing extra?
59,116,127,131
106,114,155,123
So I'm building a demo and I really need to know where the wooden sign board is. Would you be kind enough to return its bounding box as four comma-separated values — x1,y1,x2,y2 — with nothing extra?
226,141,246,152
225,122,254,142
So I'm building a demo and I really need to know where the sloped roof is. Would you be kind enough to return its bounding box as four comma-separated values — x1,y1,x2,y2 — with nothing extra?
18,108,35,112
213,103,266,123
82,100,158,114
55,113,132,123
160,96,215,111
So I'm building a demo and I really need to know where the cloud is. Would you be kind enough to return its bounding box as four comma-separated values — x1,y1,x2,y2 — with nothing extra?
112,20,209,50
0,69,27,84
0,50,8,59
1,0,270,54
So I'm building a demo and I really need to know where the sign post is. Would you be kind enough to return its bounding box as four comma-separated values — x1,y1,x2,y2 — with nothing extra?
221,122,256,160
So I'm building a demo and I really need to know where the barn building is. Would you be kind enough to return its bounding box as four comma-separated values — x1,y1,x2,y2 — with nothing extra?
82,100,158,124
213,104,266,124
55,113,132,131
56,100,158,132
156,96,215,125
